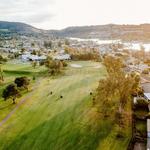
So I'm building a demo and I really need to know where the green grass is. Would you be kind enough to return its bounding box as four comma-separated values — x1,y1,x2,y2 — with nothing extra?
0,61,131,150
0,61,47,121
97,128,131,150
136,120,146,133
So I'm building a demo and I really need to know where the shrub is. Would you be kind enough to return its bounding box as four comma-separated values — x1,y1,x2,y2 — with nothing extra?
14,77,30,91
39,60,45,66
142,69,149,74
135,98,149,109
61,61,68,67
2,83,19,104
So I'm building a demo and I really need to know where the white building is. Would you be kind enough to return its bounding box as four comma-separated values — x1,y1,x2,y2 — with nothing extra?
21,54,46,61
53,54,71,60
144,93,150,101
147,119,150,150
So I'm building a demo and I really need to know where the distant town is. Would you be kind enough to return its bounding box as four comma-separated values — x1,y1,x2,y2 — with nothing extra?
1,21,150,150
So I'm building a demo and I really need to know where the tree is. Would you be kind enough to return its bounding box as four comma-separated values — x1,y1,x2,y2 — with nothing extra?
32,61,37,69
0,65,4,82
39,60,45,66
0,55,7,82
0,55,7,64
142,69,149,74
130,72,142,96
14,52,20,58
116,74,133,112
58,41,62,47
44,41,52,49
61,60,68,67
65,39,70,45
65,47,101,61
31,42,35,47
103,56,135,112
21,48,26,53
103,55,123,77
45,57,63,75
96,78,116,117
135,98,148,109
31,50,37,55
140,44,145,60
2,84,19,104
37,51,42,56
14,77,30,91
95,56,138,130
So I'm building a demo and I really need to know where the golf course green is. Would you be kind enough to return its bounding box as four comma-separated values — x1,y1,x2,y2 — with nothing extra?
0,61,131,150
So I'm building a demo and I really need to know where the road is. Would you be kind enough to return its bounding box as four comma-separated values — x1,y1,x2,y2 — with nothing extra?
134,142,146,150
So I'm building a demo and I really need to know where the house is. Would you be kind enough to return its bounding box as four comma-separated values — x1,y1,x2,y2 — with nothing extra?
144,93,150,101
21,54,29,61
147,119,150,137
147,119,150,150
133,97,137,104
53,54,71,60
21,54,46,61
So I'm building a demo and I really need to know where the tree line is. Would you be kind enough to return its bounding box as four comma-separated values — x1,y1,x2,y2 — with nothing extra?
64,47,101,61
94,56,142,137
38,56,68,75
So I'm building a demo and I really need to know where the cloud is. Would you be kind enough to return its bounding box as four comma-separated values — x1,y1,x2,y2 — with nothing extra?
26,13,55,24
0,0,55,26
0,0,150,30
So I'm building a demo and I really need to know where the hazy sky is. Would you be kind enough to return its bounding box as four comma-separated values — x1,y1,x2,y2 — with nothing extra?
0,0,150,30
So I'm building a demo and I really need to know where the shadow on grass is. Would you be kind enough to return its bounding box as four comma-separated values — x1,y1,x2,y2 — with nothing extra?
2,100,112,150
0,103,12,110
4,70,48,78
4,70,32,75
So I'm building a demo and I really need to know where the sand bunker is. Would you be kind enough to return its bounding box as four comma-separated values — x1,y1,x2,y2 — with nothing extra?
70,64,82,68
94,65,102,69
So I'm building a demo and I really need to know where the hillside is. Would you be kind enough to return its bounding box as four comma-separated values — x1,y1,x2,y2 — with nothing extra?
0,21,42,34
52,24,150,41
1,21,150,41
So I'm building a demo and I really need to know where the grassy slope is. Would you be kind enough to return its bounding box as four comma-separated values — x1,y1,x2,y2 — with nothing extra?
0,61,131,150
0,61,47,121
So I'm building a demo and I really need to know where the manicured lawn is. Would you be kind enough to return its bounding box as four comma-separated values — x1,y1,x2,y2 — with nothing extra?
0,61,47,121
0,61,131,150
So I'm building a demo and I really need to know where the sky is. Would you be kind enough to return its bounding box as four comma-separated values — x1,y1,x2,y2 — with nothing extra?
0,0,150,30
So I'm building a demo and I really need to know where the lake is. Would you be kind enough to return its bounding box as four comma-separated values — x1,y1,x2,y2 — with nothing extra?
69,37,150,52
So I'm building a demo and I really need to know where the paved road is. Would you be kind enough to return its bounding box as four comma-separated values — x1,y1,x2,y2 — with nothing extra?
141,75,150,150
134,142,146,150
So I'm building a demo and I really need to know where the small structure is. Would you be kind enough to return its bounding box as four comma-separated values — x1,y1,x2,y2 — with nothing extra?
92,97,96,105
147,119,150,137
133,97,137,104
144,93,150,101
21,54,46,61
53,54,71,60
147,119,150,149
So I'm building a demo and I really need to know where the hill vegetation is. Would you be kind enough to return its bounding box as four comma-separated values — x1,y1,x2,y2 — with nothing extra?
0,21,42,35
1,21,150,41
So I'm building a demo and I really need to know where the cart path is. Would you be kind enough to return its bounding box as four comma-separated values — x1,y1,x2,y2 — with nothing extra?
0,80,41,127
